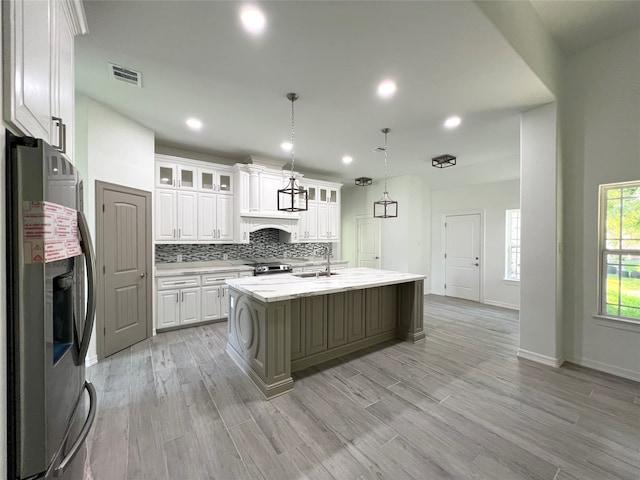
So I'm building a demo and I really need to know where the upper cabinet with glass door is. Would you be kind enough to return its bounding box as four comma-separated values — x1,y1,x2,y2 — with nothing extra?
198,167,233,194
155,160,197,190
319,186,339,204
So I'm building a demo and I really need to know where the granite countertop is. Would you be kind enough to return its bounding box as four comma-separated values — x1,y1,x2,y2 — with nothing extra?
226,267,425,303
155,260,255,277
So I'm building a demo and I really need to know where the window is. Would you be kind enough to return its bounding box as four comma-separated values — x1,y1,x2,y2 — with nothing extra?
600,181,640,321
505,209,521,281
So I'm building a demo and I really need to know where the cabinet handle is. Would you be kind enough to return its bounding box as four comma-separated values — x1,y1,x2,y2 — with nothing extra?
178,228,181,238
178,179,181,188
173,228,176,239
52,116,64,152
181,292,184,302
222,289,225,297
217,289,220,298
175,293,178,303
61,123,67,154
217,229,220,239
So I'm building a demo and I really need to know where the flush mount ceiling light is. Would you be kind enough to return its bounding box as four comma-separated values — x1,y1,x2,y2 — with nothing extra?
444,116,461,129
240,6,266,35
185,117,202,130
377,79,397,99
342,155,353,165
432,154,457,168
280,141,292,151
355,177,372,186
277,93,308,212
373,128,398,218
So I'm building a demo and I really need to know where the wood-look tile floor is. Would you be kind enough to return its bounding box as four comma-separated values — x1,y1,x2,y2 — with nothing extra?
83,295,640,480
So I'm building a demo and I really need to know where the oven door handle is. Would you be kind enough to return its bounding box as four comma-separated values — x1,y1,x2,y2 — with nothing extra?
77,210,96,364
53,381,97,477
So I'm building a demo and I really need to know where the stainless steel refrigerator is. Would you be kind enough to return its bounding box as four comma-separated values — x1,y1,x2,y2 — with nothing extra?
6,132,97,479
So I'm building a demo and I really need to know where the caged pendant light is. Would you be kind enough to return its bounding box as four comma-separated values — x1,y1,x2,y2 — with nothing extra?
373,128,398,218
277,92,308,212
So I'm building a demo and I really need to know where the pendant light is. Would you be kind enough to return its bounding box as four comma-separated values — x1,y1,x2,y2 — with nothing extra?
277,93,308,212
373,128,398,218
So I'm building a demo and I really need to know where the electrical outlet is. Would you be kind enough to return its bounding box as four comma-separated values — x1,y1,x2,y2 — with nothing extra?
223,253,229,261
177,254,183,262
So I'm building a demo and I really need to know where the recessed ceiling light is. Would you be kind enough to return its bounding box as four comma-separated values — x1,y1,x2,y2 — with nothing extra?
444,116,461,128
342,155,353,165
281,141,292,151
186,118,202,130
240,6,266,36
377,79,397,99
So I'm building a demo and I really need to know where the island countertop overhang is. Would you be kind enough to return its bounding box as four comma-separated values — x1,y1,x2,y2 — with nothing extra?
225,267,426,303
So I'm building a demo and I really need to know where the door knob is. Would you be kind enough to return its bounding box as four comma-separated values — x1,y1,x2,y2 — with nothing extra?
472,263,479,266
140,273,146,278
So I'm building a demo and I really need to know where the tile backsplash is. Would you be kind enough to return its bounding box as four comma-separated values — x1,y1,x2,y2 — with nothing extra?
156,228,332,263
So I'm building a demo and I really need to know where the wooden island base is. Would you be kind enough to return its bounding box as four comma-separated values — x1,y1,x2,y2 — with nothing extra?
226,279,424,399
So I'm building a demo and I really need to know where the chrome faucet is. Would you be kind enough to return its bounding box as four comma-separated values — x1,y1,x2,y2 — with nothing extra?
324,245,331,277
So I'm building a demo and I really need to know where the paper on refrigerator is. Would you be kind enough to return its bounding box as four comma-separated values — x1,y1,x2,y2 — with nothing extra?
23,201,82,264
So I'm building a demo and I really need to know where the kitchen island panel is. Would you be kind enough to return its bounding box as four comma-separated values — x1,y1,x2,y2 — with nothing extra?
226,269,425,399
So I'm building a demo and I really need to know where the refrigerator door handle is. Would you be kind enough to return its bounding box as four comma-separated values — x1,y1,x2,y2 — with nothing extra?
52,381,97,477
77,210,97,364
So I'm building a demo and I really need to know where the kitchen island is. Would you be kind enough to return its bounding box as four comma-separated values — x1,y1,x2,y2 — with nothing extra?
225,268,425,399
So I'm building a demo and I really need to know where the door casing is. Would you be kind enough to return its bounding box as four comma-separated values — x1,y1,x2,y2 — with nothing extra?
95,181,152,360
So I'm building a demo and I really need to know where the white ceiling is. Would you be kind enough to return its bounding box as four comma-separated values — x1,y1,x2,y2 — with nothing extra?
530,0,640,55
75,1,628,190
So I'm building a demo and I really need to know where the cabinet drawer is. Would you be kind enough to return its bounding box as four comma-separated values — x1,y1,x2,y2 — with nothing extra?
202,272,238,285
157,275,200,290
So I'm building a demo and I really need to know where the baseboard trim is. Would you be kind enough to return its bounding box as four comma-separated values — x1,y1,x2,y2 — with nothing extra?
85,354,98,367
484,299,519,311
517,348,564,368
564,354,640,383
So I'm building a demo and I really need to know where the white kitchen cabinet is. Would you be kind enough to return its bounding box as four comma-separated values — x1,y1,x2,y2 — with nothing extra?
177,191,198,240
157,289,180,329
297,184,318,241
199,167,233,194
197,193,234,242
180,287,201,325
201,272,238,321
155,161,197,190
4,0,86,162
296,181,340,242
156,275,201,329
327,203,340,240
155,189,198,241
155,189,177,241
202,286,222,321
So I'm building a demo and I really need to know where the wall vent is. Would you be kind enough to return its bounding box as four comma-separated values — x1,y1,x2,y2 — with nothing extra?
108,63,142,87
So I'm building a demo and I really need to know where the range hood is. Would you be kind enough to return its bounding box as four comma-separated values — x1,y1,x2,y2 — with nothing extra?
234,158,302,223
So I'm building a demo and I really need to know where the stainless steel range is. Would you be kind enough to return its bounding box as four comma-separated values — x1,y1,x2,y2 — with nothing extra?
244,257,293,275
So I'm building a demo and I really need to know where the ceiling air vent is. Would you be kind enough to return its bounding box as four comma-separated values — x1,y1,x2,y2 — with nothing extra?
108,63,142,87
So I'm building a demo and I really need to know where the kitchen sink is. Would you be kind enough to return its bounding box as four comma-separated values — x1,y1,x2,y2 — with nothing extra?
291,271,339,278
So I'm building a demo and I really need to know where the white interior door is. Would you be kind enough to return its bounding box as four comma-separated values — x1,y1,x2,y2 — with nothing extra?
445,214,481,301
357,217,381,268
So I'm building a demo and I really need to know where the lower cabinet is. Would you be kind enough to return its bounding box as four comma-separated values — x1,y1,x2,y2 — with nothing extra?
290,296,328,359
365,286,397,337
291,286,396,361
156,270,251,330
156,275,202,329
